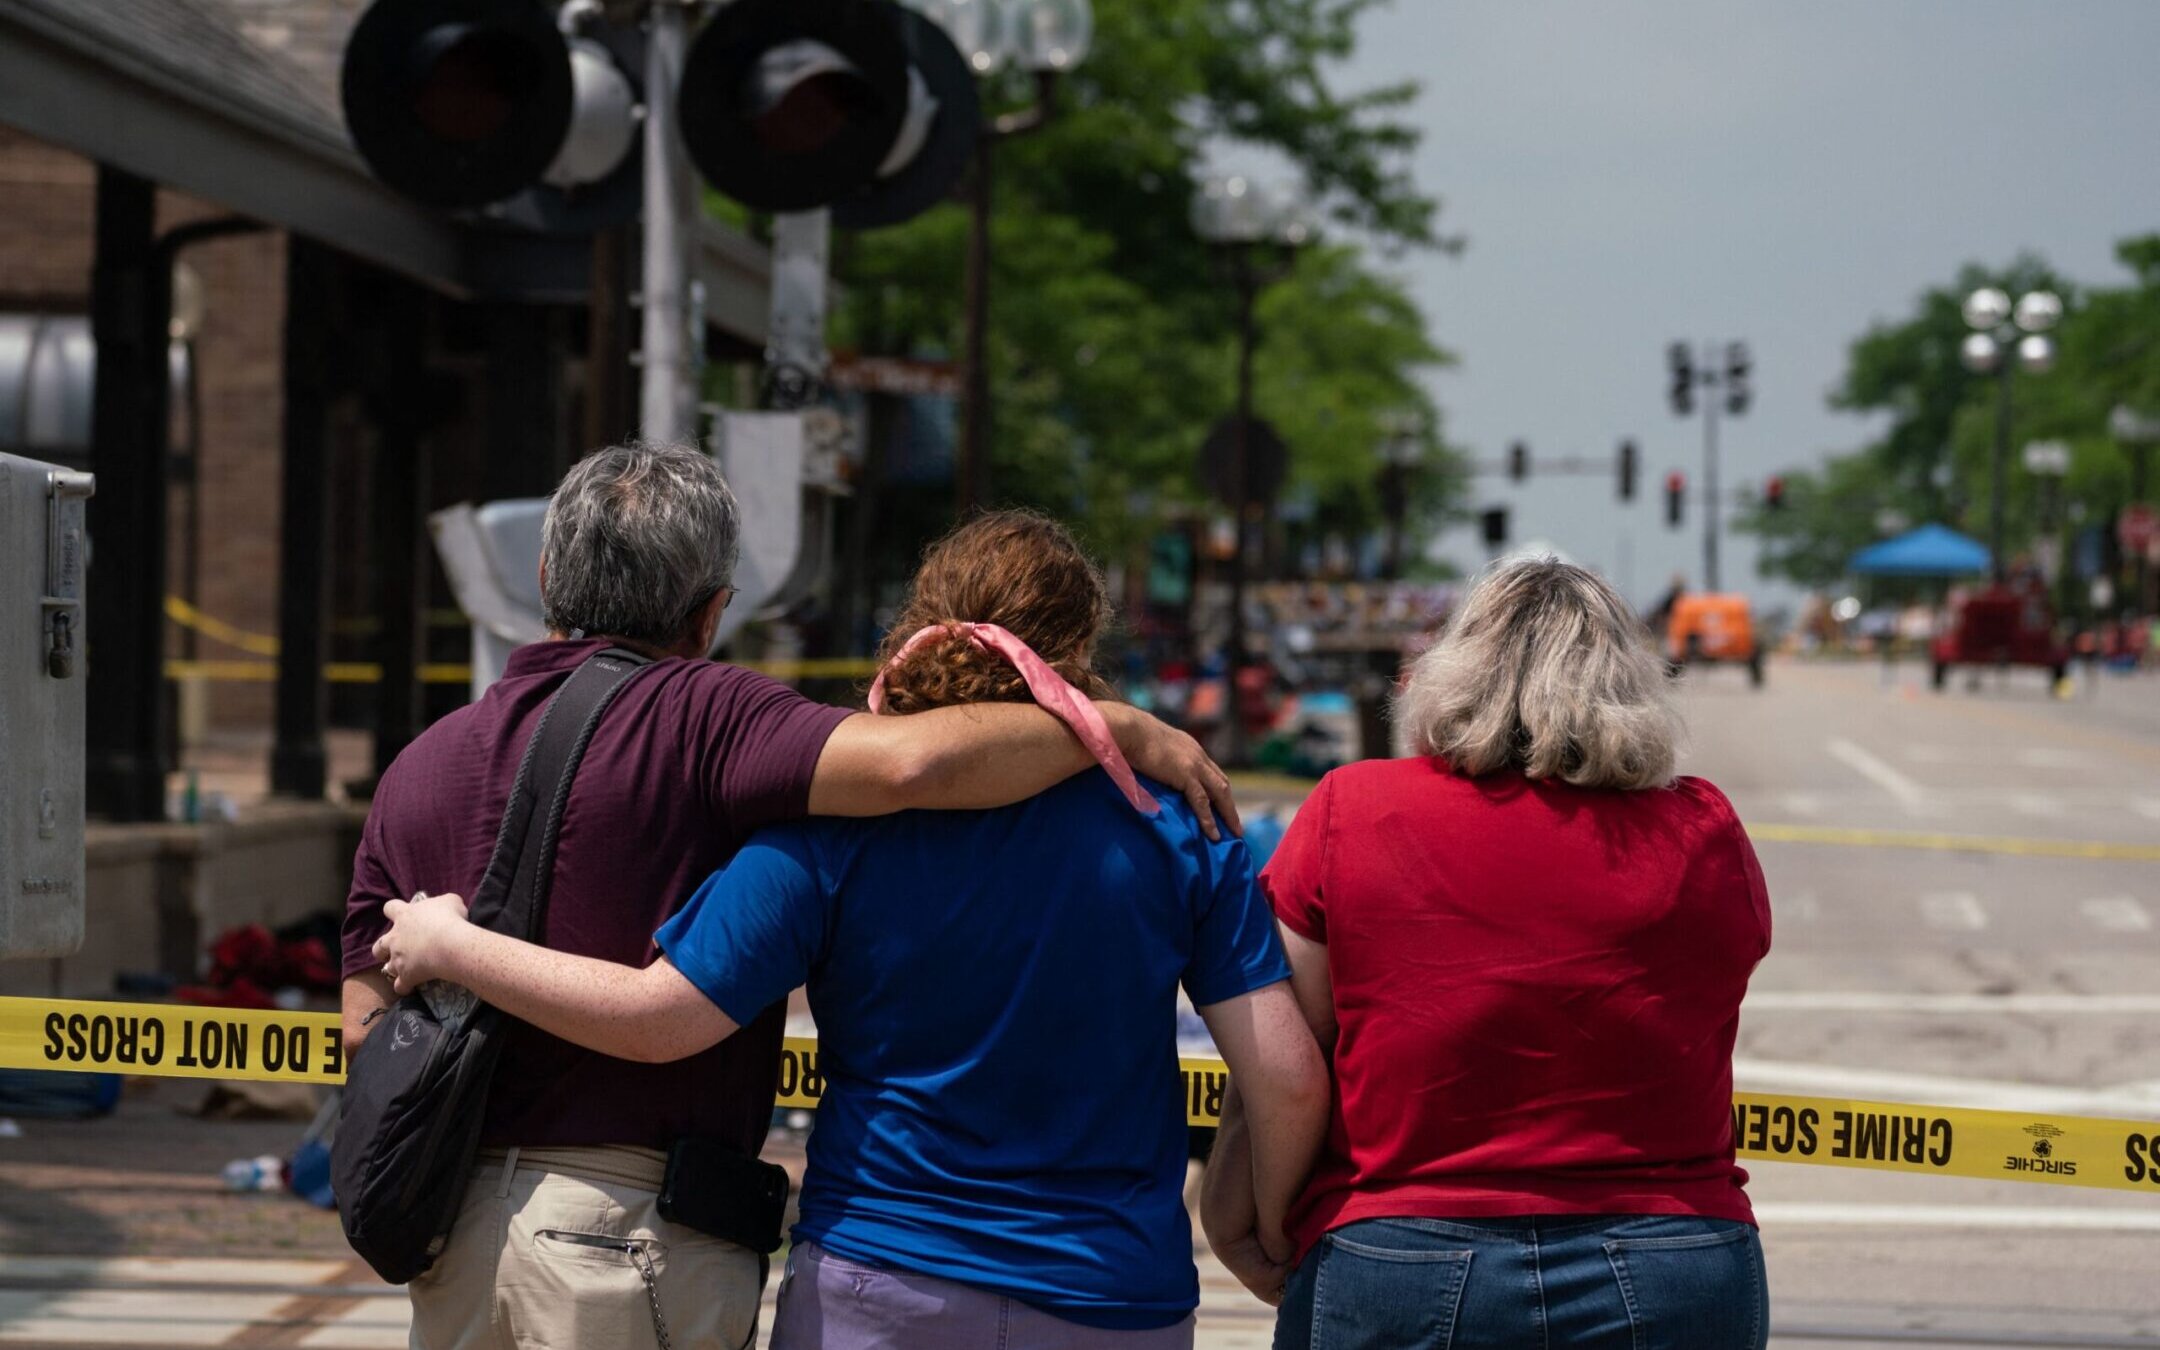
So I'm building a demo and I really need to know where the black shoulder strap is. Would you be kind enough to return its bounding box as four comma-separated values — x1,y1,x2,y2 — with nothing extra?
464,647,652,939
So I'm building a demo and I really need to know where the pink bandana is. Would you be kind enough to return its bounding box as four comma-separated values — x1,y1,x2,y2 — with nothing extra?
867,623,1159,816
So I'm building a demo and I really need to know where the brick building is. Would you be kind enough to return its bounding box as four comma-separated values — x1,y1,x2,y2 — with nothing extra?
0,0,773,820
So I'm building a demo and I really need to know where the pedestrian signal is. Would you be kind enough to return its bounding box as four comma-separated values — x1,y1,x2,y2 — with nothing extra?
1480,506,1509,549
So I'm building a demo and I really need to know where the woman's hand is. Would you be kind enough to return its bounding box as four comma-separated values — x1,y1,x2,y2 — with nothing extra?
371,891,473,994
1210,1227,1293,1307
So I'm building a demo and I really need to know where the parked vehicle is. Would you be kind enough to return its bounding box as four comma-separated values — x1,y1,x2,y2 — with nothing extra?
1930,584,2068,688
1666,593,1764,687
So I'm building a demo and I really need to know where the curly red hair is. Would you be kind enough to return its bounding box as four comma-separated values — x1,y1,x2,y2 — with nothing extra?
872,511,1115,714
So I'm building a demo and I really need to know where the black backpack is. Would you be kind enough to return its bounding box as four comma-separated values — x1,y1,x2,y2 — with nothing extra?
335,648,651,1284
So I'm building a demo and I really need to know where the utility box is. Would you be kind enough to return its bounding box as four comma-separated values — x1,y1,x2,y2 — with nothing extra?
1,452,93,958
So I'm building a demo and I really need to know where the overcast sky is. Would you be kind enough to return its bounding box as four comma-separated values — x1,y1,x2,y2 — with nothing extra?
1326,0,2160,604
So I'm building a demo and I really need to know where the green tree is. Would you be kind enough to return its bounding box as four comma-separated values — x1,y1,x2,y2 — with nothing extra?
827,0,1460,602
1743,237,2160,594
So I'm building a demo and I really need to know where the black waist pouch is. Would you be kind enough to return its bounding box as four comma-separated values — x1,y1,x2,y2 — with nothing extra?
659,1137,791,1254
334,649,650,1284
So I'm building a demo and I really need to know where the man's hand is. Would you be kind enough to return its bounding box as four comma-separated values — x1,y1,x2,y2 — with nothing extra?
370,892,473,994
1101,704,1239,840
1211,1227,1293,1307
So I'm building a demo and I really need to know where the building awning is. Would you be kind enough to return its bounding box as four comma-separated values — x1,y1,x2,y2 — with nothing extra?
0,0,769,339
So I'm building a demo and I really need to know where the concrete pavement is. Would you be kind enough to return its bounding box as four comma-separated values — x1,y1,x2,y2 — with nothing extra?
4,655,2158,1346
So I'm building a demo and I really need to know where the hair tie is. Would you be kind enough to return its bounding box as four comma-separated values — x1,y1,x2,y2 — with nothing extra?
868,623,1159,816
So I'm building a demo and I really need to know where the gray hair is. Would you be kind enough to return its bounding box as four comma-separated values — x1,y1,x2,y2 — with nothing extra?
540,441,740,647
1394,557,1681,790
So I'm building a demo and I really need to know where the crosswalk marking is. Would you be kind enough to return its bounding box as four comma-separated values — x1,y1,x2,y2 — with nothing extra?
1918,892,1987,931
2080,896,2153,933
1782,890,1822,922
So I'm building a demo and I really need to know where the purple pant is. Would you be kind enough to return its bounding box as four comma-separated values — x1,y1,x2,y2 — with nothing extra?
770,1241,1196,1350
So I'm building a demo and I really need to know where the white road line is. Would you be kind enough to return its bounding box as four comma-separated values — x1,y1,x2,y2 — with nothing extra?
1779,891,1822,923
1753,1204,2160,1232
2015,747,2098,770
1826,739,1929,812
2010,793,2065,818
1777,793,1823,818
1745,991,2160,1014
1733,1057,2160,1115
2134,798,2160,823
1918,891,1987,931
2080,896,2153,933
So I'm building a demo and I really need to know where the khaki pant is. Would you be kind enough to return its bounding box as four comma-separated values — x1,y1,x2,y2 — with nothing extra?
409,1145,766,1350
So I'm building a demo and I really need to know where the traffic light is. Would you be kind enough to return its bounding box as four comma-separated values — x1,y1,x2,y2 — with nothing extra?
1667,342,1694,416
1617,439,1639,501
1507,441,1529,482
1725,341,1752,415
342,0,640,222
1480,506,1510,550
1665,471,1686,528
1764,475,1785,511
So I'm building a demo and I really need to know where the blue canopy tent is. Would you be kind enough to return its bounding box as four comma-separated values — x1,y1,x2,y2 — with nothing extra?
1849,524,1991,578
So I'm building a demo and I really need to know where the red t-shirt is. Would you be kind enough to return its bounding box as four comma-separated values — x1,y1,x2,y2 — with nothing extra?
1262,759,1770,1256
343,639,850,1152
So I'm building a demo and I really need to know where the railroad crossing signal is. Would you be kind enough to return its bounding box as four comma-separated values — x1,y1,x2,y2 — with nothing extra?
341,0,980,225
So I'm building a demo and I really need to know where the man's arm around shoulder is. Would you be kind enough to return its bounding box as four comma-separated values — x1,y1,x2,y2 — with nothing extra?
806,702,1239,838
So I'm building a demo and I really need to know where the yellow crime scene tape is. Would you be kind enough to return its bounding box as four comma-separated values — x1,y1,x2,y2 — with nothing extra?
9,997,2160,1195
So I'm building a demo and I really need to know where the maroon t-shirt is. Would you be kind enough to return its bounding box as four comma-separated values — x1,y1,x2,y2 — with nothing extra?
1263,761,1771,1259
343,638,851,1151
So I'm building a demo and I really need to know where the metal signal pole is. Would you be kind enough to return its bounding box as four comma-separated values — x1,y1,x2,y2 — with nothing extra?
641,0,701,444
1702,342,1721,592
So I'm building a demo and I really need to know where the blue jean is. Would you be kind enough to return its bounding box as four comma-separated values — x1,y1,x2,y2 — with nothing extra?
1272,1215,1767,1350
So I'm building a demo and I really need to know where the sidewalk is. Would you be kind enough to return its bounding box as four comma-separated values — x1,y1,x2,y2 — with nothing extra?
0,1083,1279,1347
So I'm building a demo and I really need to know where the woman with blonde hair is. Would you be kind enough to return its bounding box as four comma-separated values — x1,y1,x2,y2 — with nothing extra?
1204,556,1772,1350
373,510,1329,1349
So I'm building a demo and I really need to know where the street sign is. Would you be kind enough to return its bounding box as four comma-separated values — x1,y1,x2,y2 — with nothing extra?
2119,503,2158,557
1200,415,1288,506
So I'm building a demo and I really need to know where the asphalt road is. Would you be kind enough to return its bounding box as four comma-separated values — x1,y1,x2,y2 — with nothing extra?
1681,657,2160,1348
2,656,2154,1349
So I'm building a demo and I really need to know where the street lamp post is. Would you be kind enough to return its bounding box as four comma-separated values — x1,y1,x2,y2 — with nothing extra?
1192,175,1311,765
923,0,1094,517
1959,285,2060,581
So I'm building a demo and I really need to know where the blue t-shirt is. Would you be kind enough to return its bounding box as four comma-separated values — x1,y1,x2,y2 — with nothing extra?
654,769,1290,1329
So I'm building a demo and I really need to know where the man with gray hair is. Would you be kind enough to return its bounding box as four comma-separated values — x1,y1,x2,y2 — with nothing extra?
340,442,1233,1348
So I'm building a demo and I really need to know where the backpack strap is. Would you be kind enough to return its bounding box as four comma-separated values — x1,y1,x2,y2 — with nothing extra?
464,647,652,940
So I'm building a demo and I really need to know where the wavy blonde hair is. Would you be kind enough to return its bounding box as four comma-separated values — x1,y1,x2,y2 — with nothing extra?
1395,557,1680,790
